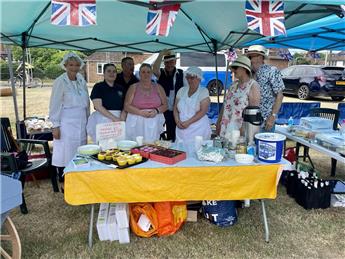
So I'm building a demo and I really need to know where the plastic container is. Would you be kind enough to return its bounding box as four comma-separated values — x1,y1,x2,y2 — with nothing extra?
235,154,254,164
255,133,286,163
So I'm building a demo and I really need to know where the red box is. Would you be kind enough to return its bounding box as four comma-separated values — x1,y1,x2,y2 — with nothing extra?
149,148,186,165
131,145,162,159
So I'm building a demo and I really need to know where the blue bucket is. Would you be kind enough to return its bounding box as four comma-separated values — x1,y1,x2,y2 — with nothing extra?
255,133,286,163
202,200,237,227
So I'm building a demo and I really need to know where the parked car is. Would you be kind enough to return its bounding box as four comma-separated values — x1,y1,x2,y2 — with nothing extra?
280,65,345,101
135,52,232,96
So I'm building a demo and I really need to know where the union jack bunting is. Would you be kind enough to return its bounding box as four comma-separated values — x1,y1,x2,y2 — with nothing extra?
146,1,180,37
277,48,293,61
245,0,286,37
226,48,238,62
308,51,321,59
51,0,96,26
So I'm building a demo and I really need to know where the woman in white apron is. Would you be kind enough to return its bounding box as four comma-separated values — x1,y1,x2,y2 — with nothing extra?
174,66,211,144
124,63,167,143
87,64,126,143
49,52,90,190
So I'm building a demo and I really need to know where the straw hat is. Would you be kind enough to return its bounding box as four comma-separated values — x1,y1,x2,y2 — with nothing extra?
229,56,252,74
246,45,268,57
185,66,203,80
163,50,179,62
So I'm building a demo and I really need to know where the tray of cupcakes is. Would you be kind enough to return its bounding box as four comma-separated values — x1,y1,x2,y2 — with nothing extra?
91,149,148,169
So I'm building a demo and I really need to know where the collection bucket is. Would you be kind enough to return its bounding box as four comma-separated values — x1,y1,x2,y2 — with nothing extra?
255,133,286,163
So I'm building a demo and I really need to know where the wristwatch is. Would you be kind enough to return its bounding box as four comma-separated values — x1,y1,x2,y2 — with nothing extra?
271,113,277,118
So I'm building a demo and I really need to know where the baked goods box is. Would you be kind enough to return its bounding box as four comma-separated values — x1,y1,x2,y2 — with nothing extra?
131,145,186,164
131,145,161,158
315,133,345,152
150,148,186,165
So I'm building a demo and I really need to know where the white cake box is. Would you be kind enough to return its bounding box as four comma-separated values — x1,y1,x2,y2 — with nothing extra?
96,203,110,241
107,204,119,241
115,203,129,229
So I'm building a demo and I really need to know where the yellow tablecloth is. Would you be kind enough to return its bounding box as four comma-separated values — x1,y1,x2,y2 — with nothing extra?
65,164,282,205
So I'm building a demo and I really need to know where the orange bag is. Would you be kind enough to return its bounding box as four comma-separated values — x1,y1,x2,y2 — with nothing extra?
129,203,158,238
154,201,187,236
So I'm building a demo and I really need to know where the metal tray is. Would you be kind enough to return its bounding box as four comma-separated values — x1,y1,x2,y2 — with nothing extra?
90,154,148,169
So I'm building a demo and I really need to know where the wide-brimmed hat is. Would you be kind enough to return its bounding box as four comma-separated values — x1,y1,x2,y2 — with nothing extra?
163,50,179,62
185,66,203,80
246,45,268,57
229,56,252,74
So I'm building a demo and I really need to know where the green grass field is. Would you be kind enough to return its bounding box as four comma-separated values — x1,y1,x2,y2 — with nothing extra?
1,87,345,258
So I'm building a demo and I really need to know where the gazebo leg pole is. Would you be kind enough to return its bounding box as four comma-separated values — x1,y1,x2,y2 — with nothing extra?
88,204,95,248
260,199,269,243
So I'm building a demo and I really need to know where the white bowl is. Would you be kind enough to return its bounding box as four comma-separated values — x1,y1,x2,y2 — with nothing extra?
117,140,138,151
77,144,101,155
235,154,254,164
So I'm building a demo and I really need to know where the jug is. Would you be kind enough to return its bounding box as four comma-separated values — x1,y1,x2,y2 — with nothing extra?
242,106,263,145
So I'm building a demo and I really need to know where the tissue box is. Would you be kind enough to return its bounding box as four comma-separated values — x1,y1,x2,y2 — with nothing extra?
97,203,110,241
115,203,129,229
107,204,119,241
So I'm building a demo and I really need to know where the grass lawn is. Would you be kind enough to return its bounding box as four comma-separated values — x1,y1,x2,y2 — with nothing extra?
1,87,345,258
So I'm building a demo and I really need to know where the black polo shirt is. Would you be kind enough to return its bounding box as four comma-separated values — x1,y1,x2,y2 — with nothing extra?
90,81,124,110
115,72,139,96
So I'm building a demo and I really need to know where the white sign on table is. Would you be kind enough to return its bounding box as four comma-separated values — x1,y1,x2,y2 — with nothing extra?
96,122,126,150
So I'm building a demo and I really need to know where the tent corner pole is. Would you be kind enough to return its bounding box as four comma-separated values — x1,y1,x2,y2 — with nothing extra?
21,32,27,120
211,39,220,113
6,47,21,139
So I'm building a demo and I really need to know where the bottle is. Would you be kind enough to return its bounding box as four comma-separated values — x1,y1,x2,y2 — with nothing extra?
288,116,294,127
236,136,247,154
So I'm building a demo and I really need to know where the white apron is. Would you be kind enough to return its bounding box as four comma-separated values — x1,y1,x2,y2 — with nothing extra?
86,110,121,143
126,111,165,144
175,89,211,143
52,107,88,167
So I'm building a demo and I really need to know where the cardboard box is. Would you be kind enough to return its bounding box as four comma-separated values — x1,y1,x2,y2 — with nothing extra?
187,210,198,222
107,204,119,241
96,203,110,241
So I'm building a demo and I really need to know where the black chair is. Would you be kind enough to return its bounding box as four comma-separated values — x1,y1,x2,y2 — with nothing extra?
0,118,59,214
296,108,340,176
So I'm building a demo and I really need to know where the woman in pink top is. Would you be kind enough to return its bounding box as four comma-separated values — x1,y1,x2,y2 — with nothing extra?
124,63,167,143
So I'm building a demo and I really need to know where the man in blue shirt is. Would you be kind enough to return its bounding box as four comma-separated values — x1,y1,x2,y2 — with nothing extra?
246,45,285,132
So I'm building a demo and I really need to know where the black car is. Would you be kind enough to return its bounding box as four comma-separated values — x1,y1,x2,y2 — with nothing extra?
280,65,345,101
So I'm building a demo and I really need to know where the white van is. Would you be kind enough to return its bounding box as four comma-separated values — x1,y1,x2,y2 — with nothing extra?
135,52,232,96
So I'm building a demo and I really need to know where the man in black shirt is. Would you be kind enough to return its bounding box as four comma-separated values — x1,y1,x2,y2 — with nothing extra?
153,50,186,141
115,57,139,97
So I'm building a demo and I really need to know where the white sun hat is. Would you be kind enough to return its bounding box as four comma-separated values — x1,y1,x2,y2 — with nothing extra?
185,66,203,80
59,52,85,70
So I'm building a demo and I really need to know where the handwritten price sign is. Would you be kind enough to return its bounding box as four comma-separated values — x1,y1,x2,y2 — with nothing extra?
96,122,126,142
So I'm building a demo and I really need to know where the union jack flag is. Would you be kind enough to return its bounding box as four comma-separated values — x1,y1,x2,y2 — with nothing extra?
146,1,180,37
51,0,96,26
245,0,286,37
278,48,293,61
226,48,238,62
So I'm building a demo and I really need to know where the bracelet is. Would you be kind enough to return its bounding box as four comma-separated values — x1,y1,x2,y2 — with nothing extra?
155,108,160,114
